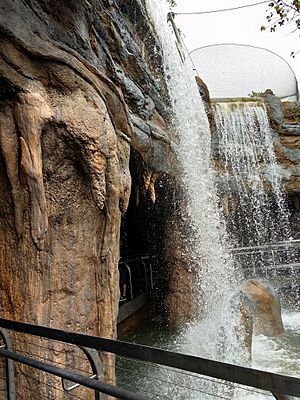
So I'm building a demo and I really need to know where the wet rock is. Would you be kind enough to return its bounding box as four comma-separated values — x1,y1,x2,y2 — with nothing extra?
232,279,284,366
270,101,300,195
282,101,300,123
195,75,210,108
129,113,173,172
230,291,254,362
281,123,300,136
261,90,284,127
115,67,146,113
130,114,152,154
240,279,284,336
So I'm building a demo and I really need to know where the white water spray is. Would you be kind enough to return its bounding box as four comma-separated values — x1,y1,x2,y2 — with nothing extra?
145,0,243,365
213,101,292,248
117,3,299,400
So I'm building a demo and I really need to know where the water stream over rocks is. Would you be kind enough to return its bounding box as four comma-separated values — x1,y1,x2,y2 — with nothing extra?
145,0,242,364
213,101,292,248
117,1,299,398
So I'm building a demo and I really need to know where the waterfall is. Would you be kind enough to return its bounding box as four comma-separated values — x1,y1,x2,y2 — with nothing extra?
213,102,294,278
144,0,243,366
117,3,299,400
213,101,292,248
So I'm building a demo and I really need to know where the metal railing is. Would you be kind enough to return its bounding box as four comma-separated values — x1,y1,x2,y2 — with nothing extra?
61,346,103,398
229,239,300,274
230,239,300,255
0,328,15,399
119,255,156,301
0,318,299,399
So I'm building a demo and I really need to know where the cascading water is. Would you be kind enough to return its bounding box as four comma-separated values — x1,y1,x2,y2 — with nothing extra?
213,102,295,286
115,2,248,398
116,2,299,399
213,101,292,248
144,0,243,360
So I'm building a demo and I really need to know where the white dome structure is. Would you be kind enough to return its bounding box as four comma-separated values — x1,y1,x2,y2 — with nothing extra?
190,44,299,100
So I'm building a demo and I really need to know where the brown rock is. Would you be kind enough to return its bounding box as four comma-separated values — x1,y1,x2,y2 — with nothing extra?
164,197,200,326
0,1,175,398
280,135,300,149
240,279,284,336
14,92,53,250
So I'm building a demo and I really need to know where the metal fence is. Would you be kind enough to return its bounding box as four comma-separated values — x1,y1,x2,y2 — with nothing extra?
0,318,299,400
119,255,156,301
230,239,300,274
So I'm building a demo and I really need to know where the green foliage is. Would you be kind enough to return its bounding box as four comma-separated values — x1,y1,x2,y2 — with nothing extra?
167,0,177,9
249,91,264,97
261,1,300,33
261,1,300,56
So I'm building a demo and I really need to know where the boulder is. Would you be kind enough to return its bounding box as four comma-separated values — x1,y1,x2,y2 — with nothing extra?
261,90,284,127
240,279,284,336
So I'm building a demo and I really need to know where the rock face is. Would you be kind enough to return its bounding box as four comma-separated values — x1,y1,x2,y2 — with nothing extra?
0,0,175,398
232,279,284,366
263,95,300,237
240,279,284,336
164,201,200,325
264,95,300,194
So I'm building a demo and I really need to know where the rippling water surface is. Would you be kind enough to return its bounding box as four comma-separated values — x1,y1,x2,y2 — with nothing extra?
117,311,300,399
253,311,300,378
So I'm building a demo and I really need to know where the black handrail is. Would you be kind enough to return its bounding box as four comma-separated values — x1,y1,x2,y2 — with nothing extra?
0,328,16,400
0,348,149,400
0,318,299,397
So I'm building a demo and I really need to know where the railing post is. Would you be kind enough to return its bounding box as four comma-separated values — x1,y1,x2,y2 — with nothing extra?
80,347,104,400
61,346,104,399
149,259,154,291
0,328,16,400
141,260,148,292
124,263,133,300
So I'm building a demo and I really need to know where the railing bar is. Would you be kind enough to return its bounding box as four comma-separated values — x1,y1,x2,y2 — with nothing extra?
230,239,300,252
114,360,235,389
123,263,133,300
116,358,274,397
116,365,232,399
239,262,300,270
111,347,300,398
0,348,150,400
141,260,148,292
63,374,97,392
0,326,16,400
1,319,300,397
18,348,92,375
149,261,154,290
234,251,299,258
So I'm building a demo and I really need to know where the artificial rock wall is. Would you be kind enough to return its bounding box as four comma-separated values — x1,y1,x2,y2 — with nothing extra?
266,95,300,236
0,0,176,397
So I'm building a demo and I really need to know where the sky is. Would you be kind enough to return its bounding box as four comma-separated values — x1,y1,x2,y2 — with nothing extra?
173,0,300,93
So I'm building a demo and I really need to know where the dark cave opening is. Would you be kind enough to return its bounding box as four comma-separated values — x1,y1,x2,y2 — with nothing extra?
118,150,172,326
